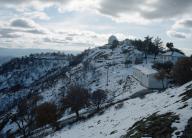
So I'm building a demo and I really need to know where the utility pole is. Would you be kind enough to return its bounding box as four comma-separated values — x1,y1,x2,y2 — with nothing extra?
105,63,109,86
107,65,109,86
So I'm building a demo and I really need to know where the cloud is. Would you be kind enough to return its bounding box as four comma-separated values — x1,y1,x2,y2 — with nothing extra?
0,18,49,39
182,19,192,28
22,11,50,20
99,0,143,17
0,18,131,51
1,0,192,23
10,18,49,34
0,28,21,38
0,0,26,5
167,30,190,39
0,0,71,5
174,18,192,29
0,0,72,15
98,0,192,23
180,48,192,56
141,0,192,19
1,0,192,25
10,18,37,28
167,18,192,39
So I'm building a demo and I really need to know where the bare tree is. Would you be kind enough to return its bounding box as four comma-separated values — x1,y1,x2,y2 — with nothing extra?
172,57,192,85
63,85,90,119
35,102,58,129
11,95,41,138
91,89,107,110
155,69,167,89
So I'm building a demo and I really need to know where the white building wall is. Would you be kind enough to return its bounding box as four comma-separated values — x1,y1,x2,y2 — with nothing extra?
133,67,165,89
158,55,184,64
148,74,164,89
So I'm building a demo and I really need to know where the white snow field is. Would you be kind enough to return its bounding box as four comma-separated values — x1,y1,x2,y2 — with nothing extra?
47,81,192,138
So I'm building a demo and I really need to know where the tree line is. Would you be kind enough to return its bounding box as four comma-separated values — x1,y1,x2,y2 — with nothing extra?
154,57,192,88
5,86,107,137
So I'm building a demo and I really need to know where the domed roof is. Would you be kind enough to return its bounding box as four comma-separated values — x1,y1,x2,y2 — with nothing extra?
108,35,118,44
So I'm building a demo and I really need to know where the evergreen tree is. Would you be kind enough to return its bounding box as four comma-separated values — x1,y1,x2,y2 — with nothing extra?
166,42,174,51
153,37,163,60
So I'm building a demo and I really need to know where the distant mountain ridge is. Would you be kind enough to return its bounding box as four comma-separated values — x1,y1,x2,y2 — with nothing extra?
0,47,80,57
0,56,13,65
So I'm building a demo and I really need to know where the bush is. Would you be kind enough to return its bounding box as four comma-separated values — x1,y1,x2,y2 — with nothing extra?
125,60,132,66
69,52,87,66
114,102,124,110
63,85,90,119
11,95,41,137
123,113,179,138
152,61,173,71
172,57,192,85
122,49,129,54
35,102,57,128
91,89,107,110
9,84,23,92
135,58,143,64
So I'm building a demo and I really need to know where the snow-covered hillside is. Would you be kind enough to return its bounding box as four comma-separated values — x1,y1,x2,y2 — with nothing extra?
48,81,192,138
0,53,69,90
0,38,191,138
0,56,13,66
35,42,145,104
0,53,70,113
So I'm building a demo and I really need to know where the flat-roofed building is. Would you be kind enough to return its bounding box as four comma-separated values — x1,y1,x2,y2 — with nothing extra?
133,65,167,89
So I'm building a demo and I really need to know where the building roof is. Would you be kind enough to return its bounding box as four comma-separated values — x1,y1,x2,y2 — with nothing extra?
108,35,118,44
162,51,185,57
133,65,157,75
134,49,142,54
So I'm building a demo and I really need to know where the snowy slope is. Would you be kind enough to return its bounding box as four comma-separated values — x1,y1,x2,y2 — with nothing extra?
47,81,192,138
1,39,191,138
0,53,69,90
0,40,146,135
0,53,70,113
37,44,145,104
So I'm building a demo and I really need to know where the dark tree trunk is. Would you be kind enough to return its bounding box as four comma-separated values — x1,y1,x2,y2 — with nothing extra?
162,80,165,89
75,110,79,119
154,54,157,62
145,52,148,64
97,104,100,111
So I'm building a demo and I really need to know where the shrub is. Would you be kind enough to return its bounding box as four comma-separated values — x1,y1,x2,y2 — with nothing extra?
11,95,41,137
69,52,87,66
135,58,143,64
125,60,132,66
123,113,179,138
63,85,90,119
152,61,173,71
122,49,129,54
114,102,124,110
91,89,107,110
172,57,192,85
155,69,167,89
35,102,57,128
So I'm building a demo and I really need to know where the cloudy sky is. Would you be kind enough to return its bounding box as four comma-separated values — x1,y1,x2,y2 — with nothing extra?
0,0,192,55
